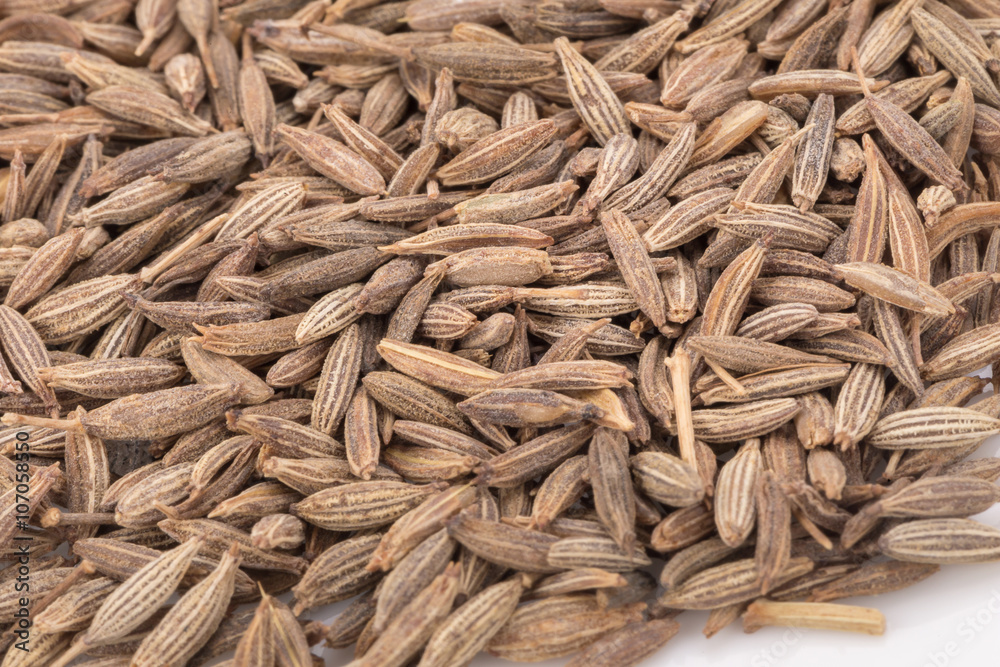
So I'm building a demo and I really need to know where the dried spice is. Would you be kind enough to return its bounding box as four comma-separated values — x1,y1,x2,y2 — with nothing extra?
3,2,1000,666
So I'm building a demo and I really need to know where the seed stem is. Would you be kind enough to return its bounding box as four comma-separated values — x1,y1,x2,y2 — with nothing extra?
40,508,117,528
743,599,886,635
665,352,697,468
0,412,84,433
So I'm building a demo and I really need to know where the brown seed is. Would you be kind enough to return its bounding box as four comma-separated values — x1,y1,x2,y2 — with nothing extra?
7,4,1000,664
292,533,381,614
714,439,761,548
413,42,558,86
688,335,838,374
631,451,704,508
292,481,440,531
833,362,885,450
475,423,594,488
419,576,526,667
350,562,461,667
601,209,667,329
275,123,385,196
676,0,785,53
487,596,646,662
435,120,558,186
911,7,1000,107
658,557,814,610
458,388,602,428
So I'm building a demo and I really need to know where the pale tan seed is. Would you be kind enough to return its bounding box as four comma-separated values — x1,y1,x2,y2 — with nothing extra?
866,407,1000,450
692,398,801,443
24,274,142,344
631,451,703,508
833,262,954,317
131,545,240,666
83,537,203,647
879,518,1000,564
377,339,502,396
912,7,1000,107
714,439,761,547
658,557,814,610
702,236,771,339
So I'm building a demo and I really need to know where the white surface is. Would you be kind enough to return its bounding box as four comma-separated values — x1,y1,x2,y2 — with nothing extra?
305,390,1000,667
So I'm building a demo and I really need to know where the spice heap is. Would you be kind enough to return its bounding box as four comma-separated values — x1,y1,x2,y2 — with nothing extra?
4,0,1000,664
